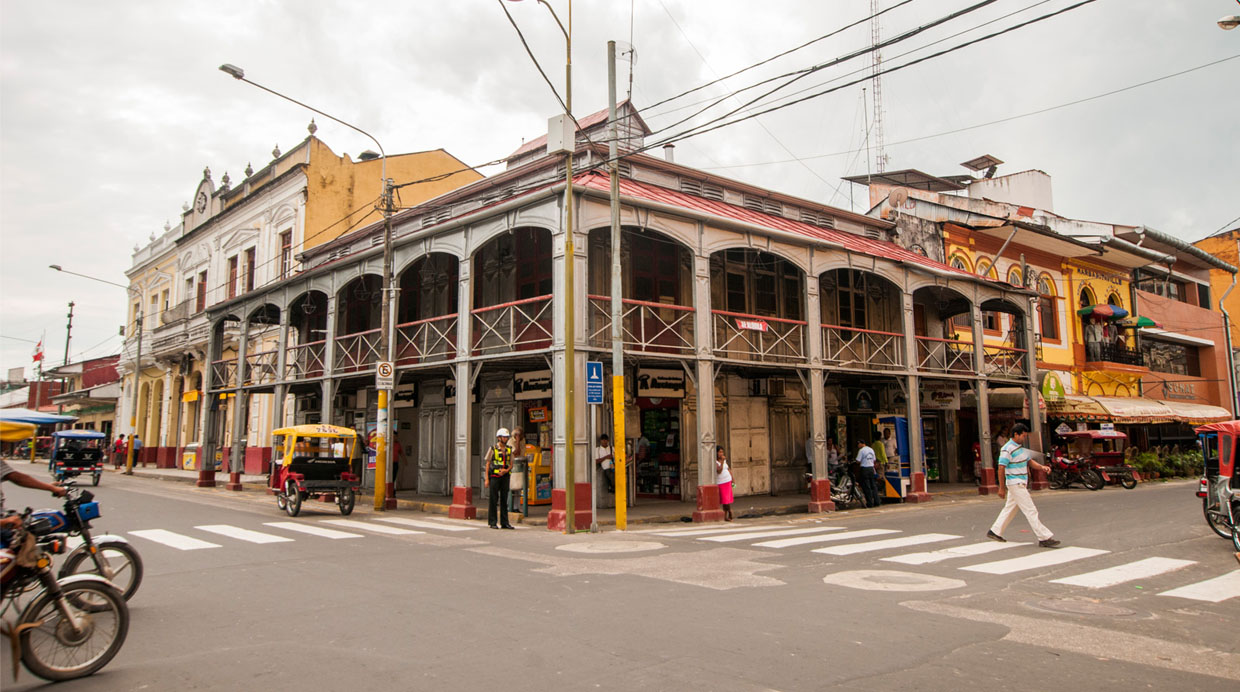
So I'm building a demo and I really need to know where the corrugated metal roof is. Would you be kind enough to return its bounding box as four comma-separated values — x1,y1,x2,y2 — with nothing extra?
574,172,992,284
507,101,650,161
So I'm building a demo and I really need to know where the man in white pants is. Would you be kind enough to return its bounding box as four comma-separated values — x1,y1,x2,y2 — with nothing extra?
987,422,1060,548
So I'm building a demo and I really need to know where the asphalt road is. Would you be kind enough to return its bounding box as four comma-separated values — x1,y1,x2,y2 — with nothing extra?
2,468,1237,691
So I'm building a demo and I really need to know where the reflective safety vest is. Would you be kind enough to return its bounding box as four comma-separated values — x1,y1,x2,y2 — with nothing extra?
487,445,512,477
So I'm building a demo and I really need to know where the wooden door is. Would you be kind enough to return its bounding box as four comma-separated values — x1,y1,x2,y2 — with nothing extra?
728,397,770,496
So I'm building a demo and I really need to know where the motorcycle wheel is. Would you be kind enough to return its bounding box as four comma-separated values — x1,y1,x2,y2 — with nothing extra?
19,580,129,681
92,472,101,487
1203,497,1233,539
61,542,144,601
1231,502,1240,552
284,480,302,517
338,486,356,516
1119,473,1137,490
1048,469,1068,490
1082,469,1105,491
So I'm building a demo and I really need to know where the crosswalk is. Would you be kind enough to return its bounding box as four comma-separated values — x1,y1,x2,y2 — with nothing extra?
644,523,1240,603
127,516,480,551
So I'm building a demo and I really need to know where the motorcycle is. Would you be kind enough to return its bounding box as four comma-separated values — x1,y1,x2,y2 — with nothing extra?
829,463,864,508
29,482,143,601
1,511,130,682
1048,455,1104,491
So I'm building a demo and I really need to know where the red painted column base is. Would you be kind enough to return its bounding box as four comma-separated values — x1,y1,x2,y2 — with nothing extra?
693,484,725,522
905,471,932,503
977,467,1000,495
225,471,243,491
1029,465,1049,491
196,469,217,488
808,478,836,513
546,484,592,531
384,482,398,510
448,486,476,520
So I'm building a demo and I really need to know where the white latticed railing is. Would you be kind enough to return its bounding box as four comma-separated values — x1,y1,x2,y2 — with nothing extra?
284,340,325,380
712,310,806,363
915,336,975,374
396,314,458,364
334,328,382,373
822,324,903,371
983,344,1028,379
588,295,695,354
244,349,278,385
471,295,553,354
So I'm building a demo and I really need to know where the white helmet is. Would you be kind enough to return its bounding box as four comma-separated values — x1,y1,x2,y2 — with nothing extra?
496,428,510,438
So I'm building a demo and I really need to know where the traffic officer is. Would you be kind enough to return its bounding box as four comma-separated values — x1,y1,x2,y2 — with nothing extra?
485,428,515,530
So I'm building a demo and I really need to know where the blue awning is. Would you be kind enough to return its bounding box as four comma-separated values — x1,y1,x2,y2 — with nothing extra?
0,408,77,425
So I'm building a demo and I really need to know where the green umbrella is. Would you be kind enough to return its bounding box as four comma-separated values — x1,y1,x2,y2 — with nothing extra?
1128,315,1161,328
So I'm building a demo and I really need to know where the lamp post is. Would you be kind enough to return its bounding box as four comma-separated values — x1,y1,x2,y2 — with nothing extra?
1220,15,1240,30
506,0,578,533
219,64,396,511
49,264,142,474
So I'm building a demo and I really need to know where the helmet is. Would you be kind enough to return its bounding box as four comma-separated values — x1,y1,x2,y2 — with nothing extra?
496,428,510,438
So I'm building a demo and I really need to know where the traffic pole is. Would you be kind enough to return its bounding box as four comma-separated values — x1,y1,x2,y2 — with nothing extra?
607,41,627,530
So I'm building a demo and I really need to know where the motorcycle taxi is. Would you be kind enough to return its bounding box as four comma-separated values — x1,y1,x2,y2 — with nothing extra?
48,430,107,486
270,424,361,517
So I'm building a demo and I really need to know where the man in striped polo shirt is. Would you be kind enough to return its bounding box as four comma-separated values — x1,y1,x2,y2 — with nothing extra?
987,422,1060,548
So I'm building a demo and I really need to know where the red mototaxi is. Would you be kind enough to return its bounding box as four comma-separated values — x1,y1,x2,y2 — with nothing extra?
1057,429,1136,485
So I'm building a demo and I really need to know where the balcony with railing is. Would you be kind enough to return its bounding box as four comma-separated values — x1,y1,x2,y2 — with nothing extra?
471,295,553,355
1084,341,1146,368
244,349,279,385
211,358,237,389
983,344,1029,380
713,310,806,364
822,324,904,371
334,328,382,373
915,336,975,375
588,295,695,356
284,340,326,380
396,314,458,365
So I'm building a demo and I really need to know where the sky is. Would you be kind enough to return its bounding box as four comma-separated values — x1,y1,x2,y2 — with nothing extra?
1,0,1238,379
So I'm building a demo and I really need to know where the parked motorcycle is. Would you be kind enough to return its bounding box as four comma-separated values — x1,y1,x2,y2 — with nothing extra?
1048,456,1104,491
29,481,143,600
829,463,864,508
1,511,130,681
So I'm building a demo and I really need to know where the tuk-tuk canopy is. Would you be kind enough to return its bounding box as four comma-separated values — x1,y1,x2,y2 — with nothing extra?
1059,429,1128,441
52,430,108,440
1195,420,1240,436
0,420,36,442
273,424,358,439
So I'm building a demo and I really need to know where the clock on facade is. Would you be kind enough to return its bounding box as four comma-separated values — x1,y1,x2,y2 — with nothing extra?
196,191,208,213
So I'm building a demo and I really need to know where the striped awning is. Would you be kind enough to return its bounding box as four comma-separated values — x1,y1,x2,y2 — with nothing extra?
1046,395,1230,425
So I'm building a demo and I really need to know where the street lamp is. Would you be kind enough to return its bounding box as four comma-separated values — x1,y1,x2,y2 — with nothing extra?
1220,15,1240,30
50,264,142,475
504,0,578,533
219,64,397,511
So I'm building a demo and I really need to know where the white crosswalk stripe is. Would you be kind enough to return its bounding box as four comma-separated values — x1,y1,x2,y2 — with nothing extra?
1050,557,1196,588
812,533,960,556
130,529,221,551
264,522,364,539
961,547,1109,575
374,517,479,532
754,529,896,549
645,525,796,538
701,527,855,543
883,541,1027,565
321,519,424,535
196,525,295,544
1158,570,1240,603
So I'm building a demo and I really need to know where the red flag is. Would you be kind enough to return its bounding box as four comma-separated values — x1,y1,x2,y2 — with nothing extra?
32,339,44,363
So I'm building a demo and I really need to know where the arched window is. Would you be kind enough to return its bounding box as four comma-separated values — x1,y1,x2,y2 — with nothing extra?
1007,266,1023,287
975,258,997,279
1106,292,1122,309
975,258,999,331
949,254,971,273
1038,274,1059,341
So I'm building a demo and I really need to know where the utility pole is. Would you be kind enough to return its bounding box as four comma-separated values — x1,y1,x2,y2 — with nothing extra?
607,41,628,530
376,177,395,511
125,311,143,475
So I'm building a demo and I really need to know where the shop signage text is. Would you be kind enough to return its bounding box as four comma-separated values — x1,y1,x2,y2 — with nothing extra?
515,369,553,401
921,382,960,410
637,368,685,399
1040,371,1066,402
1162,381,1196,400
736,318,769,332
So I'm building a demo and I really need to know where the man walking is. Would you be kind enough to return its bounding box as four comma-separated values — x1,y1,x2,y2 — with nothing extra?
856,439,881,508
484,428,515,530
987,422,1060,548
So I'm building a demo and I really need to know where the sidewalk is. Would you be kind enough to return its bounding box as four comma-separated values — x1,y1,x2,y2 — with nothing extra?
91,462,985,527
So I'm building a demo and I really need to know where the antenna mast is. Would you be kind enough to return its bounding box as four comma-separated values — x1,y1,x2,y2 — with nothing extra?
870,0,888,174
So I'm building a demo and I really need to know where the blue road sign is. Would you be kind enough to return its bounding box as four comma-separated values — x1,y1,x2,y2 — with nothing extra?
586,361,604,405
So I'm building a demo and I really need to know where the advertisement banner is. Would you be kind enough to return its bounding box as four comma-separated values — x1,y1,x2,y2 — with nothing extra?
514,369,553,401
921,382,960,410
636,368,686,399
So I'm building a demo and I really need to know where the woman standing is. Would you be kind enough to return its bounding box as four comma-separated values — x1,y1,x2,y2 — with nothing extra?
715,445,734,522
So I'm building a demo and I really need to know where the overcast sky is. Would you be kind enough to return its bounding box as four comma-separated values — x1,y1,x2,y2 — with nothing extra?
2,0,1237,379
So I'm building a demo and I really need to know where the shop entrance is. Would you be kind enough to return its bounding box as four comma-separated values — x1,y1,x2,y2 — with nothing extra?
518,400,554,505
635,398,681,499
729,397,770,496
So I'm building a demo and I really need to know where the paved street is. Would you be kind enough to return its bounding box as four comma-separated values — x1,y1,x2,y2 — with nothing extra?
3,470,1237,690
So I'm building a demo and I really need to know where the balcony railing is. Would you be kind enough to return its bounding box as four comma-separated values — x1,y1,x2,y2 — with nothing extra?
472,295,553,355
822,324,904,371
244,349,279,385
211,358,236,389
334,328,382,373
915,336,975,374
983,344,1028,380
712,310,806,363
588,295,695,355
396,314,458,365
1085,342,1145,367
285,340,326,380
160,299,194,325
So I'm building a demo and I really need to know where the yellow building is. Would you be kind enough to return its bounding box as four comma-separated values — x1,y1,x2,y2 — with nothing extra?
1193,229,1240,346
